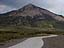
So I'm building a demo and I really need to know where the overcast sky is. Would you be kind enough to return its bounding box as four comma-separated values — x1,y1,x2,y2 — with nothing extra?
0,0,64,15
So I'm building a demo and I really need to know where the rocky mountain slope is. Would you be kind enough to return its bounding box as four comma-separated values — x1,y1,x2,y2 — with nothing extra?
0,4,64,29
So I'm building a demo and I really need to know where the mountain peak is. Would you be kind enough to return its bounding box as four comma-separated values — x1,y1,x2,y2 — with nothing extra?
7,3,56,17
25,3,35,7
24,4,36,9
19,4,37,11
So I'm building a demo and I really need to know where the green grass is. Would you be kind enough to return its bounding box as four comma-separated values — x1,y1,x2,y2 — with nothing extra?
0,26,64,43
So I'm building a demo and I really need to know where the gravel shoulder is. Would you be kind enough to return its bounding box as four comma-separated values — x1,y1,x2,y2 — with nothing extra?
42,35,64,48
0,38,27,48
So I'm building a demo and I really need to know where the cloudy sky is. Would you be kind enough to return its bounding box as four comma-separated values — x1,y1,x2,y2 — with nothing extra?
0,0,64,15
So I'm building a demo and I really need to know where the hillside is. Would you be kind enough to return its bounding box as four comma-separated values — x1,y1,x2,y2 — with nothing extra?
0,4,64,29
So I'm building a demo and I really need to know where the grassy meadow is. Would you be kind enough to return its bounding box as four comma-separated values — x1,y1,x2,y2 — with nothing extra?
0,26,64,43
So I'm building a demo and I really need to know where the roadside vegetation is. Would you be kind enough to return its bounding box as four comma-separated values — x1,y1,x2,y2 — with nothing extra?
0,26,64,43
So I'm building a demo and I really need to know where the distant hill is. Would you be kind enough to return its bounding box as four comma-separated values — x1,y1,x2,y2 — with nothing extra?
0,4,64,29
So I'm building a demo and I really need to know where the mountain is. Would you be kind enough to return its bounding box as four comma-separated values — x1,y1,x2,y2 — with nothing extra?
0,4,64,29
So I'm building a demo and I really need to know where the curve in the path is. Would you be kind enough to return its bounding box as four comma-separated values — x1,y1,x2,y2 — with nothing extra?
8,35,58,48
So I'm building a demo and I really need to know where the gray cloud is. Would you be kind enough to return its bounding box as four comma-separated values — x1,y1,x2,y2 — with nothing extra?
0,0,53,9
0,4,16,13
0,0,31,13
0,0,31,8
46,0,64,15
0,0,64,15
